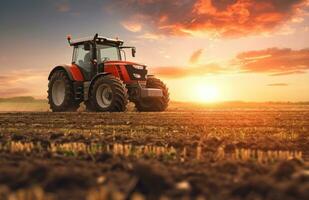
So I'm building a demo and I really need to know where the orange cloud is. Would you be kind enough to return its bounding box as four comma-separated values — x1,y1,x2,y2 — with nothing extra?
0,70,46,85
0,70,47,97
151,63,228,78
267,83,289,86
116,0,308,37
235,48,309,75
0,88,30,97
55,2,70,13
270,71,306,76
0,75,21,86
189,49,203,64
137,33,163,40
121,21,142,32
0,76,13,83
152,47,309,78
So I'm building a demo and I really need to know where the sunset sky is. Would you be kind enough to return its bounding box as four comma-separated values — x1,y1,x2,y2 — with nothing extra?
0,0,309,102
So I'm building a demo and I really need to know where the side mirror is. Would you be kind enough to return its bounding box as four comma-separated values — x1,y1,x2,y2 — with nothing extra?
132,48,136,57
83,43,91,51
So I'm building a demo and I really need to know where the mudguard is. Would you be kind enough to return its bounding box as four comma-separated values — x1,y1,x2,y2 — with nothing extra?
48,65,85,81
48,65,74,80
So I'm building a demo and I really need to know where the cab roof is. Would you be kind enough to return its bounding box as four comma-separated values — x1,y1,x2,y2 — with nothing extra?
70,36,124,46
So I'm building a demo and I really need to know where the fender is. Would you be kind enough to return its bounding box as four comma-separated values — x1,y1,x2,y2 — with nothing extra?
48,65,74,80
48,65,84,81
84,72,111,101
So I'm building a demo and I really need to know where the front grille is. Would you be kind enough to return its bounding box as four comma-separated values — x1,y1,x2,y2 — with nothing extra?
125,65,147,81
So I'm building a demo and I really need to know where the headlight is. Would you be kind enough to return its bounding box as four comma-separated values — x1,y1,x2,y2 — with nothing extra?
133,73,141,78
133,65,146,70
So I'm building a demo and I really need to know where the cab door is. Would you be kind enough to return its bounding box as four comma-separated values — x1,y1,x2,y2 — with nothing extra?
72,44,93,81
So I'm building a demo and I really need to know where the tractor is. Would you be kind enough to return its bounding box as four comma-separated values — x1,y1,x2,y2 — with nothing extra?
48,34,169,112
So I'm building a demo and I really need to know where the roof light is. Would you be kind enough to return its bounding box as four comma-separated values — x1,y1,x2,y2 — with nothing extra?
67,35,72,45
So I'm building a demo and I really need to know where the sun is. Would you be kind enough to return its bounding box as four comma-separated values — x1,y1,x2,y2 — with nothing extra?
193,85,220,102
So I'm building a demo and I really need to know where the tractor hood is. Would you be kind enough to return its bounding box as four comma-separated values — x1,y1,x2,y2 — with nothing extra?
104,60,147,82
104,60,146,68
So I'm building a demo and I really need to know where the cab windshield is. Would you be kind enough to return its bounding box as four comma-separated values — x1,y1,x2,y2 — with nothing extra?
97,44,121,63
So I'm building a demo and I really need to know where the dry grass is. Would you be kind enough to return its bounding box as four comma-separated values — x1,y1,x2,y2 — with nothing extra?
1,141,303,163
2,187,54,200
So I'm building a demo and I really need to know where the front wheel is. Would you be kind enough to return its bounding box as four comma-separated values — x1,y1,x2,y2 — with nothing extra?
135,77,169,112
88,75,128,112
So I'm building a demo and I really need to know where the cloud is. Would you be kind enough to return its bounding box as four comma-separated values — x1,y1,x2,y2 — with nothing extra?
121,21,142,32
0,70,46,85
276,24,295,35
0,70,47,97
137,33,163,40
152,63,228,78
0,75,20,86
0,75,13,81
0,88,30,97
291,16,304,23
267,83,289,86
151,47,309,78
115,0,308,38
269,70,306,76
189,49,203,64
55,2,71,13
234,48,309,75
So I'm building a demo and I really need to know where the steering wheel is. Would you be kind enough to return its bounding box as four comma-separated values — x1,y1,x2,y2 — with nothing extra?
102,57,110,62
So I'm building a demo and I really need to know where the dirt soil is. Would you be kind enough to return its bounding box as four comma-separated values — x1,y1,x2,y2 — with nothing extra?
0,104,308,200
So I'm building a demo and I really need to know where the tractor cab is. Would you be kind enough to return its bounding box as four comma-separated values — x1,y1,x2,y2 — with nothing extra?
68,34,136,81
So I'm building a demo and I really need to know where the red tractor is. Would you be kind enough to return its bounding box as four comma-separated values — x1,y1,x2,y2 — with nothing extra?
48,34,169,112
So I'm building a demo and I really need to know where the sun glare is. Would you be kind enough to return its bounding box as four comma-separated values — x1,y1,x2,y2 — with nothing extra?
193,85,219,102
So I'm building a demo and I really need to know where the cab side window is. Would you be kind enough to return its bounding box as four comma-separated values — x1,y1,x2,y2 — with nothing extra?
73,45,92,72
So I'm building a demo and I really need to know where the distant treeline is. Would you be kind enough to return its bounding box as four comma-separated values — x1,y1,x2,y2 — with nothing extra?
0,96,47,103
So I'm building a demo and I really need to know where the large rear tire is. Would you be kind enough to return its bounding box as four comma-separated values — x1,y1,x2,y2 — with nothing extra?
88,75,128,112
135,77,169,112
48,70,80,112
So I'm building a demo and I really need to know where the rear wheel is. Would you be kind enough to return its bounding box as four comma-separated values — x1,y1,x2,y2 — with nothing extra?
88,75,128,112
48,71,80,112
135,77,169,112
